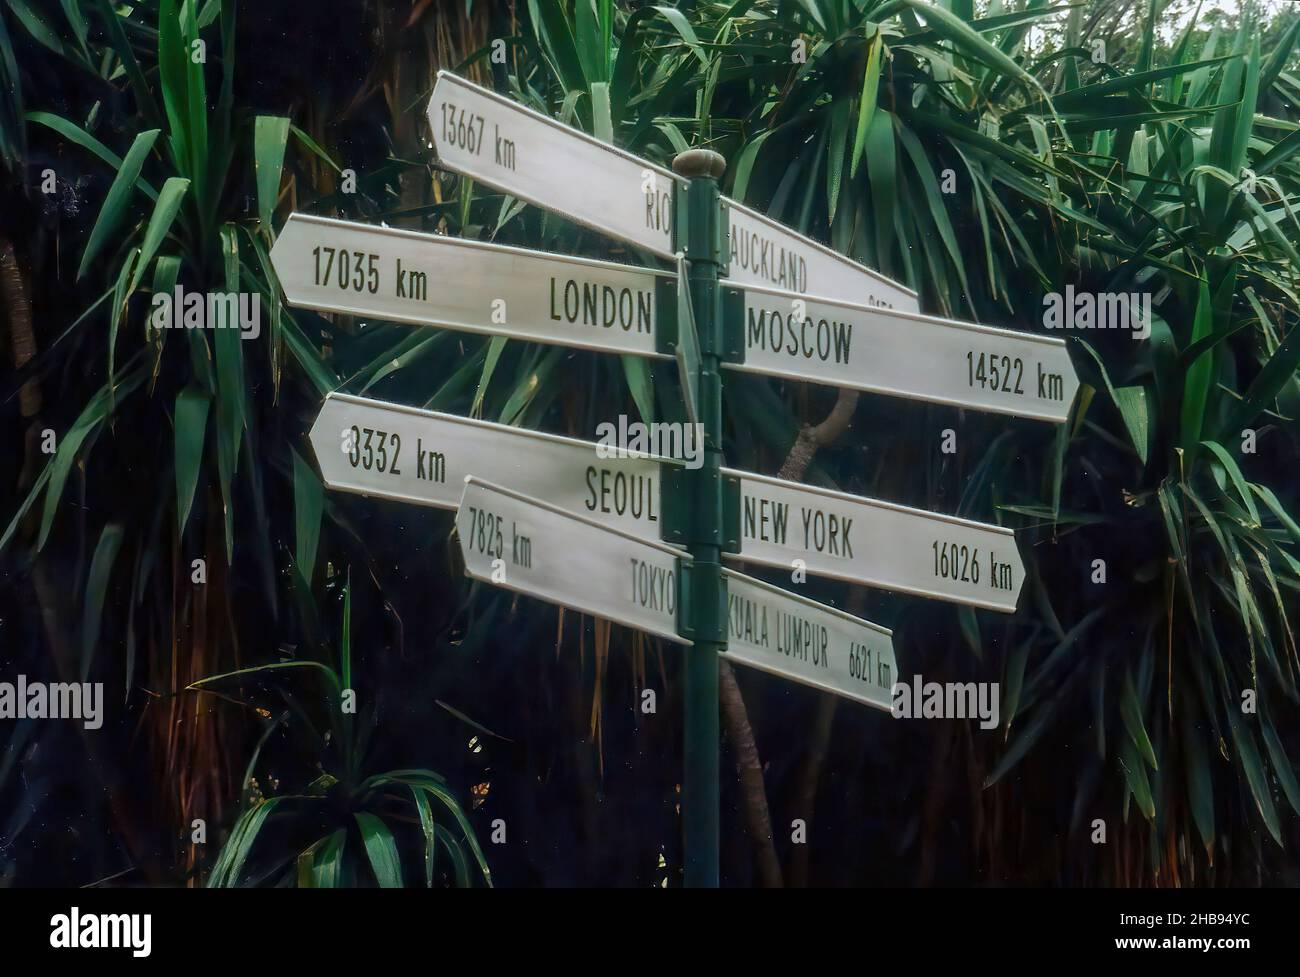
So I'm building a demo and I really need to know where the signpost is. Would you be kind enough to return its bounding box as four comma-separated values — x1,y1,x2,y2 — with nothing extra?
278,70,1083,888
455,477,690,645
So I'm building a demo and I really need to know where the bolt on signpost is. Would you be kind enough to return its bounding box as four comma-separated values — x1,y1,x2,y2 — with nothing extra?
672,149,727,888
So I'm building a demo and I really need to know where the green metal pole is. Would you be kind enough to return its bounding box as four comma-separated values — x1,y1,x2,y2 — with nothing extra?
673,149,727,888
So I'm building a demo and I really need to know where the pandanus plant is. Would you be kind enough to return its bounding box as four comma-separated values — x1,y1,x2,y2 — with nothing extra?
0,0,487,882
193,577,490,887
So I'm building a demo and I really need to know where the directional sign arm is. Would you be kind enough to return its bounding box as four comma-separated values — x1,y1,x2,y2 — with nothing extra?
728,283,1080,423
723,200,919,313
271,214,673,359
455,477,691,644
722,569,897,711
429,72,680,258
728,469,1025,613
308,393,671,538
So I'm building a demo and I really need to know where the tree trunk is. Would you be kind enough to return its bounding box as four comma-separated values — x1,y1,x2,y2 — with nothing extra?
719,660,783,886
720,388,860,886
1,234,161,880
0,236,40,491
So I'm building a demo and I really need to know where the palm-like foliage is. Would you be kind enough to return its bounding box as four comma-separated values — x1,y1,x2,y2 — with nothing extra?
195,579,490,887
1,0,331,871
981,6,1300,880
0,0,488,883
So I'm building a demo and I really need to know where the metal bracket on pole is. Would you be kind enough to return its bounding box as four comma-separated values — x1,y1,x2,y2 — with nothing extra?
675,557,694,642
673,177,728,267
722,473,742,554
718,199,731,278
655,276,679,356
721,286,745,364
660,464,690,545
661,467,738,550
671,180,688,256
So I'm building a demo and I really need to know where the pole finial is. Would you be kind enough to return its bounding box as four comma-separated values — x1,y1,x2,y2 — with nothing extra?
672,149,726,180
